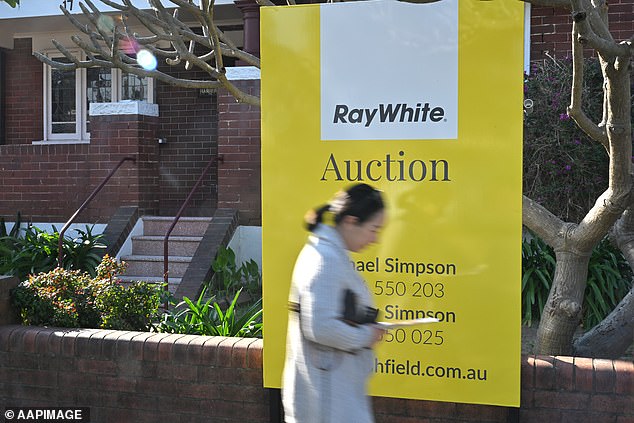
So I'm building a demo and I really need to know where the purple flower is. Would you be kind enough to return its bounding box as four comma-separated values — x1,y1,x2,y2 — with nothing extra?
565,165,572,171
559,113,570,121
574,139,581,145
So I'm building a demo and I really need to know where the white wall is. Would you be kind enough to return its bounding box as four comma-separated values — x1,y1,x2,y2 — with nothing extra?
227,226,262,270
3,222,107,236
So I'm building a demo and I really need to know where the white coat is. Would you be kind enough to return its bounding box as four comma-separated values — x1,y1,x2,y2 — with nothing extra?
282,224,377,423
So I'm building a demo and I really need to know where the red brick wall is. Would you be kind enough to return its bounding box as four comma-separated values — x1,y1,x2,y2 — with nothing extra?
0,325,632,423
155,63,219,217
0,114,158,222
0,326,268,423
89,114,160,217
0,37,218,221
3,38,43,145
217,79,261,226
531,1,634,61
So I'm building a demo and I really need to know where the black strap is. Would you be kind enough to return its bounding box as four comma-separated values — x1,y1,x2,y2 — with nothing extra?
288,301,301,313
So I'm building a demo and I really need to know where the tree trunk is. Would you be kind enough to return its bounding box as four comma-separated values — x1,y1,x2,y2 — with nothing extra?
536,251,590,355
575,208,634,358
573,287,634,358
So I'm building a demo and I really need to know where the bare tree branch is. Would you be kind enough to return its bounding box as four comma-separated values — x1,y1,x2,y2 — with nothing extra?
36,0,262,107
567,0,633,250
585,0,612,43
523,195,567,247
567,21,609,148
570,0,628,59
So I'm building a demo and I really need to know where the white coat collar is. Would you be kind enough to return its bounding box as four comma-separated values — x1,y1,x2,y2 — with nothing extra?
310,223,348,252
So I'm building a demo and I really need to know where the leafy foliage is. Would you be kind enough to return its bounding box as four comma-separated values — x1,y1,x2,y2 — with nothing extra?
521,235,555,326
522,233,632,328
210,246,261,299
11,268,95,328
11,255,163,331
156,287,263,337
157,249,263,337
0,217,106,280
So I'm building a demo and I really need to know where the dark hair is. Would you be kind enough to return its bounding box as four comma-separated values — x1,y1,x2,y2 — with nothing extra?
304,183,385,232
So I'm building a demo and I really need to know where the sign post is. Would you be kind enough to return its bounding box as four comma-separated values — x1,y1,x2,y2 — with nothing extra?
261,0,524,406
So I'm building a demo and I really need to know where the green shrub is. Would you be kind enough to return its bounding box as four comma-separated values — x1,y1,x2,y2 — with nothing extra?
210,246,261,299
522,233,632,328
11,268,94,328
96,282,164,331
521,235,555,326
156,247,263,337
0,213,23,276
0,218,106,280
156,287,262,337
11,255,163,331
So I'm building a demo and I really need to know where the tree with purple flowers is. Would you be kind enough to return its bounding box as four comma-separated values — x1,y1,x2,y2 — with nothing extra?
522,0,632,357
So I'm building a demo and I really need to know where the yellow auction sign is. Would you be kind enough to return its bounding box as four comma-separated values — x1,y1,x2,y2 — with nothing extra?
261,0,524,406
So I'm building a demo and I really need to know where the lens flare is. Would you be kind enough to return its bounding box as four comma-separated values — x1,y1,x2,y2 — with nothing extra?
97,15,115,33
137,49,158,71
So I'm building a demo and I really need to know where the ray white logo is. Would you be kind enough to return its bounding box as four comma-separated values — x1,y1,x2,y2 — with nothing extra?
320,0,458,141
333,102,446,127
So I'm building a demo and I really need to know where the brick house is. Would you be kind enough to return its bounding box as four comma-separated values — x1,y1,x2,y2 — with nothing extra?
0,0,261,225
0,1,631,292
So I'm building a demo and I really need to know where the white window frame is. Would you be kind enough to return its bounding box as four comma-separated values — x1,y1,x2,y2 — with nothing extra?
114,68,155,104
40,50,154,144
42,49,83,142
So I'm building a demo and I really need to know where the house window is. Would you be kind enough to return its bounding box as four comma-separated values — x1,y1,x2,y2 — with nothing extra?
121,72,147,101
50,61,77,135
43,52,154,143
86,66,112,134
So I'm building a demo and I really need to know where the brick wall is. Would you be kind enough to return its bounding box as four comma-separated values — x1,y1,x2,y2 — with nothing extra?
0,326,267,423
89,113,160,218
217,79,261,226
531,1,634,61
0,112,158,222
0,324,631,423
0,143,95,222
155,63,219,217
3,38,43,145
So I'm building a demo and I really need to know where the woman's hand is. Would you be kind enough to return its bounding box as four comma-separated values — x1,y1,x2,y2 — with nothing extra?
370,326,386,347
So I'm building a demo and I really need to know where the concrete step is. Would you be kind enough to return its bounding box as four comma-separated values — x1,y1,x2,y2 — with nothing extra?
132,235,203,256
121,255,192,278
117,276,182,294
142,216,212,237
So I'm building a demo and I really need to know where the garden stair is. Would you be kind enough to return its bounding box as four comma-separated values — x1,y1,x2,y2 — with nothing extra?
118,216,212,294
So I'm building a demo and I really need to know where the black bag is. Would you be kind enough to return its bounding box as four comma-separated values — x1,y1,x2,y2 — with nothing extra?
342,289,378,325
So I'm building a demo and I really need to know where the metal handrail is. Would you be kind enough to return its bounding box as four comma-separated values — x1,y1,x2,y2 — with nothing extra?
57,156,137,268
163,155,224,296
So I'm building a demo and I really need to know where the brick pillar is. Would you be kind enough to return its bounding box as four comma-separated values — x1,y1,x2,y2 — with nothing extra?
89,101,160,216
217,79,261,225
235,0,261,62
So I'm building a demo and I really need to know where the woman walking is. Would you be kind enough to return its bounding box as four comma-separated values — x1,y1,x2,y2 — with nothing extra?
282,183,386,423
